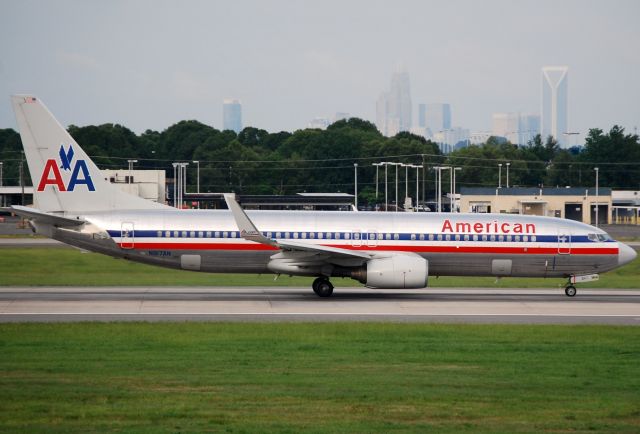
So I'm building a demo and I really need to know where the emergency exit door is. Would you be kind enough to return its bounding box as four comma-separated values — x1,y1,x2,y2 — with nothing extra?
121,222,135,249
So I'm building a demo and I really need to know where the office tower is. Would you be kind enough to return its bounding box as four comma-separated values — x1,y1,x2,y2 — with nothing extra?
541,66,568,147
492,112,520,143
433,127,469,153
376,66,412,136
223,98,242,133
518,113,541,145
423,103,451,133
492,112,541,145
307,118,330,129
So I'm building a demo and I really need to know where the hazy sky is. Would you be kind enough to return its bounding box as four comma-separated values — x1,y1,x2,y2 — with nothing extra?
1,0,639,137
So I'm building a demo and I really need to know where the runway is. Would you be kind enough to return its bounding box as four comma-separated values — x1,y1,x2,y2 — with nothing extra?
1,286,639,324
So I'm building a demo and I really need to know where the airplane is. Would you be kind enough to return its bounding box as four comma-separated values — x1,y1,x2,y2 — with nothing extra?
8,95,637,297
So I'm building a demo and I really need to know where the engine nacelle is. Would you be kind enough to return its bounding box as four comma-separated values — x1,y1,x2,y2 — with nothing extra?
357,254,428,289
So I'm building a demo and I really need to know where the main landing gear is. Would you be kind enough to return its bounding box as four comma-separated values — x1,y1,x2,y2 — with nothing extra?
312,277,334,297
564,284,577,297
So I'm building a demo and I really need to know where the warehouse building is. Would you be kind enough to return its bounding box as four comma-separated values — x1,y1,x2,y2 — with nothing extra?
459,187,611,225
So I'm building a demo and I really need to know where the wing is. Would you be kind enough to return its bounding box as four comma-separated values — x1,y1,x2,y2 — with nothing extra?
223,194,371,261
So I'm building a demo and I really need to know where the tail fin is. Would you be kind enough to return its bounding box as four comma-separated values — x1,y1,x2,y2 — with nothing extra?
11,95,168,213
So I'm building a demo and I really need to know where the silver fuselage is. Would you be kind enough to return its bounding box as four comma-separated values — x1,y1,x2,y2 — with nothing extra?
46,209,626,279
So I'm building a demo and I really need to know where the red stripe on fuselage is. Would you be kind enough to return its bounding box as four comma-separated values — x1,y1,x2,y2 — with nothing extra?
120,242,619,255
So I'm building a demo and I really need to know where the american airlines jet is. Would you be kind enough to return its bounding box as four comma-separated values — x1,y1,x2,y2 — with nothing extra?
9,95,637,297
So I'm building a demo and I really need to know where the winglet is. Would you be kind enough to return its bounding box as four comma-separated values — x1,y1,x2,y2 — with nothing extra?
223,194,277,246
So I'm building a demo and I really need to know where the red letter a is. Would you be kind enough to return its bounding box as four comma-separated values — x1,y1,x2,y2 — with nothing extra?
37,159,66,192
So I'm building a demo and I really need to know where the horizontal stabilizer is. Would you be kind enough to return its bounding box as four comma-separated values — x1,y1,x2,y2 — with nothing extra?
11,205,85,227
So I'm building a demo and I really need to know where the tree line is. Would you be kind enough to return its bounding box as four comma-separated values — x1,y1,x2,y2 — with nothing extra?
0,118,638,205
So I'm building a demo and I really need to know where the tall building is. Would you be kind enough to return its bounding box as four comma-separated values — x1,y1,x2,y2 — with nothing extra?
376,66,412,136
433,127,469,154
541,66,568,147
492,112,541,145
420,103,451,133
223,98,242,133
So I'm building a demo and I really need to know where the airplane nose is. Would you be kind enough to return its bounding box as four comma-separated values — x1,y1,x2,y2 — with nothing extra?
618,243,637,267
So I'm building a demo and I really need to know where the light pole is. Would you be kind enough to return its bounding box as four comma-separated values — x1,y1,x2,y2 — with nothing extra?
0,161,3,187
353,163,358,210
498,163,502,188
407,164,421,211
192,160,200,193
127,159,138,185
594,167,599,228
182,162,189,208
453,167,461,213
434,166,449,212
505,162,510,188
172,163,178,207
372,163,383,202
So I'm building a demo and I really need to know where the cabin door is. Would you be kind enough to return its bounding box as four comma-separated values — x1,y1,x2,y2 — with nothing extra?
557,229,571,255
121,222,135,249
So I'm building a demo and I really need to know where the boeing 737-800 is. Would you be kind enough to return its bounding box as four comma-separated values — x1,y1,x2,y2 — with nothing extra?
8,95,637,297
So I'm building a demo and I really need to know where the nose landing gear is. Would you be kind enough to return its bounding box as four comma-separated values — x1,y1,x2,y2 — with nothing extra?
312,277,334,297
564,284,577,297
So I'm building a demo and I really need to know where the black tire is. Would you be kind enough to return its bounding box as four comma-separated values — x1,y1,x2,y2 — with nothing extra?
313,279,334,297
565,285,577,297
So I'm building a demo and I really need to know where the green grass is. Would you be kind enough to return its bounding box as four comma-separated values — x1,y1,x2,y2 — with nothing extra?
0,323,638,433
1,247,639,288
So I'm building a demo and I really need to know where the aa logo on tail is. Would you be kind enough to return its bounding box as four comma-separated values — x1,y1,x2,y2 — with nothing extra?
37,145,95,192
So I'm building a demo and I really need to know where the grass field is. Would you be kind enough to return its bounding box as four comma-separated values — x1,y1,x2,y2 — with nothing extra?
1,247,639,288
0,323,638,433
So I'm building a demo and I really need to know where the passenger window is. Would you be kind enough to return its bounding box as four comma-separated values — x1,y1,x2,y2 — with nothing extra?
514,235,520,242
531,235,536,242
335,233,340,239
165,231,171,238
429,234,434,241
190,231,195,238
455,234,460,241
523,235,528,242
445,234,450,241
411,234,416,240
464,234,469,241
498,235,504,242
285,232,290,239
182,231,187,238
174,231,179,238
231,232,237,238
293,232,299,239
437,234,442,241
223,231,228,238
318,232,324,239
198,231,203,238
215,231,220,238
326,233,332,239
394,233,400,240
309,232,315,239
419,234,425,241
490,235,496,242
301,232,307,239
206,231,212,238
345,233,351,240
386,233,391,240
473,235,478,241
506,235,512,242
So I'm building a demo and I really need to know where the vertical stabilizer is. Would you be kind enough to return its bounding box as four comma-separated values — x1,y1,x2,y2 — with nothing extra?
11,95,168,213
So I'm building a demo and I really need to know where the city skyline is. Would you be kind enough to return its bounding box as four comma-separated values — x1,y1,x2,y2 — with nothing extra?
0,1,639,137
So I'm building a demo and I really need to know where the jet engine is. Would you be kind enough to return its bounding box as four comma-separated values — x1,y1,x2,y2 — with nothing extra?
350,254,428,289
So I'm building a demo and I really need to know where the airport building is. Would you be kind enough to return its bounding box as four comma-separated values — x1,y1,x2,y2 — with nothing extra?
460,187,612,225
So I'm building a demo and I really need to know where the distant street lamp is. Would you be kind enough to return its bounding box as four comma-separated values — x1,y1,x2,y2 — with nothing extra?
434,166,450,212
505,162,511,188
353,163,358,210
192,160,200,193
498,163,502,188
127,159,138,185
0,161,3,187
453,167,462,213
172,163,178,207
372,162,383,201
594,167,599,228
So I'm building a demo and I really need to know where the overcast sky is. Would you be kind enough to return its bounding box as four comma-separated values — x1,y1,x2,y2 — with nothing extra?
1,0,639,137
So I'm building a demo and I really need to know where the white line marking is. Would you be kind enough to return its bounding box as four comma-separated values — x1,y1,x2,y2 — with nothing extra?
1,313,638,317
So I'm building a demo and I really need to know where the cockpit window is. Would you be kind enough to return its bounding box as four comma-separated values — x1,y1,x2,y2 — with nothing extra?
588,233,598,241
597,234,612,242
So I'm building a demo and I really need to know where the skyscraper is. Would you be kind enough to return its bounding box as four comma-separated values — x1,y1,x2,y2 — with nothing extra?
421,103,451,133
223,98,242,133
541,66,568,147
492,112,541,145
376,66,412,136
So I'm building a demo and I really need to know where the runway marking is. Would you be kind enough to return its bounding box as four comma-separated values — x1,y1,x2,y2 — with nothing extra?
2,312,638,317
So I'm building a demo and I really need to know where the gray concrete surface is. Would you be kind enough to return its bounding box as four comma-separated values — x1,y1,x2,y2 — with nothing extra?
1,287,638,324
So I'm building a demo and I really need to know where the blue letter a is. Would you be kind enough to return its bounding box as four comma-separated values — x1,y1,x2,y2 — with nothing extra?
67,160,95,191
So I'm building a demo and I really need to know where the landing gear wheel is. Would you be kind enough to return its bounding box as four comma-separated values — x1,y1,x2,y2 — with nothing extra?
312,277,334,297
565,285,577,297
